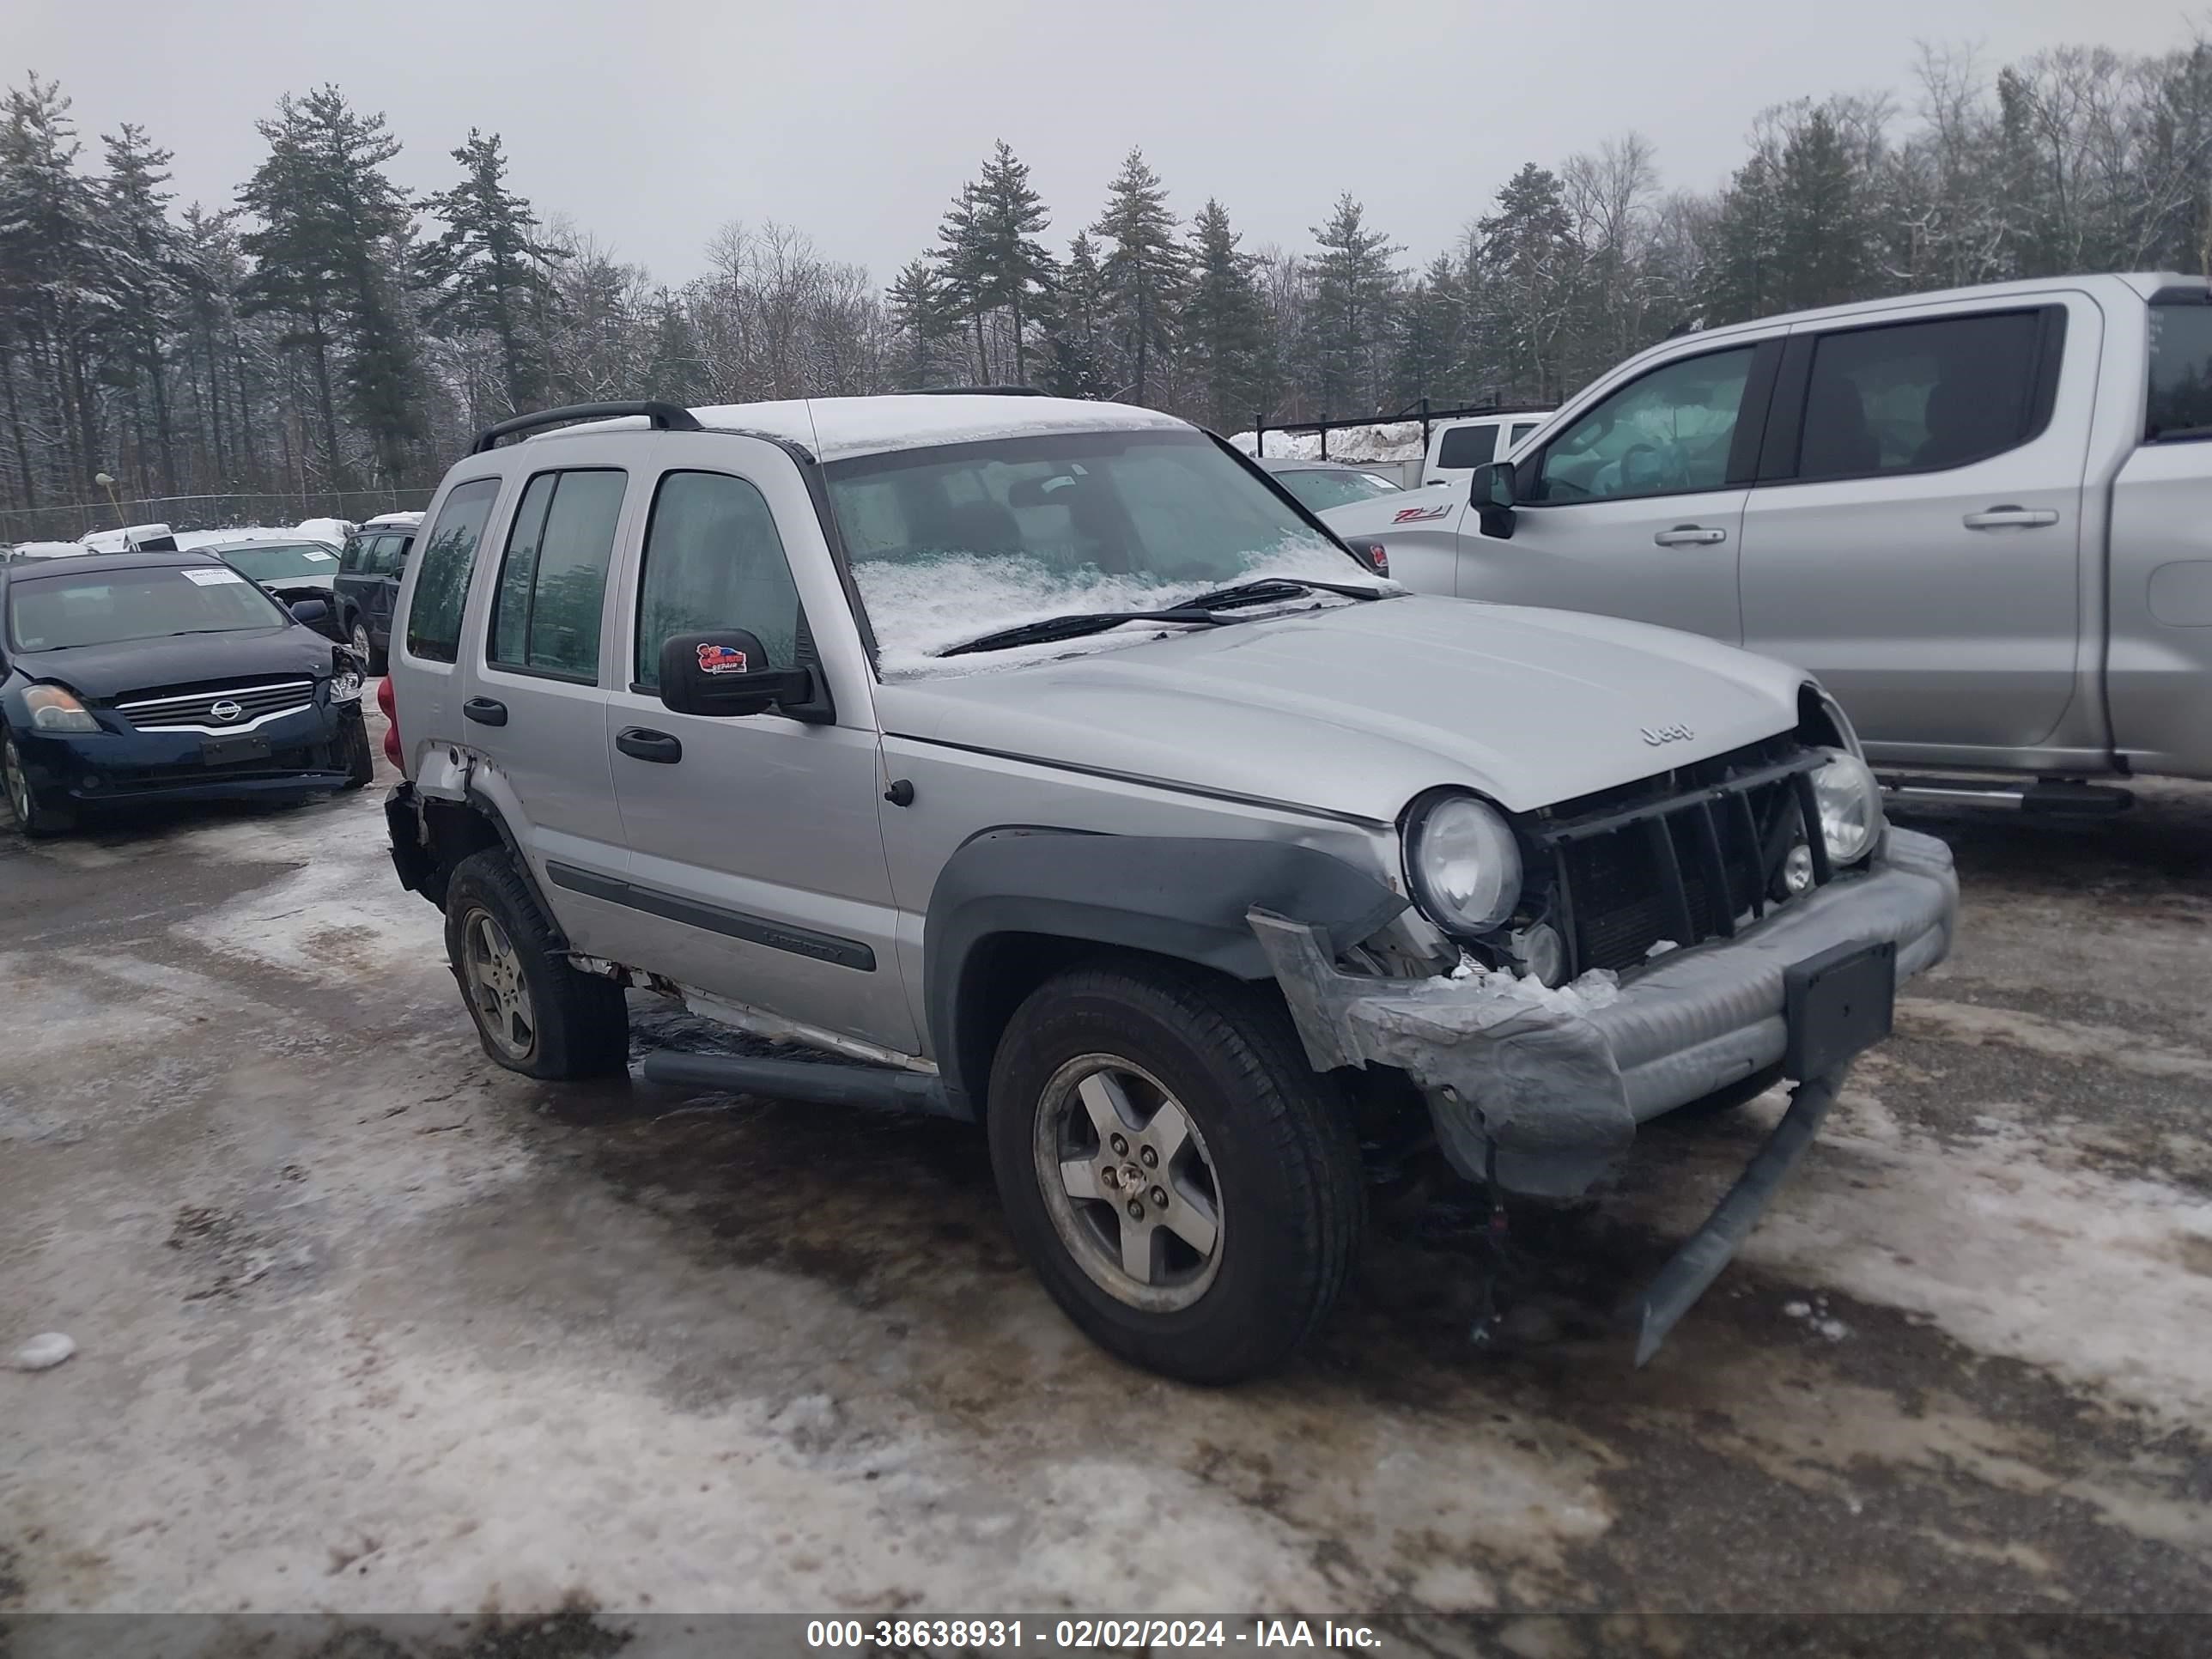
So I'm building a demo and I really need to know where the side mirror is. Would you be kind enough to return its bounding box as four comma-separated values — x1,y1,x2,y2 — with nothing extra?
289,598,331,625
1474,460,1519,539
657,630,817,720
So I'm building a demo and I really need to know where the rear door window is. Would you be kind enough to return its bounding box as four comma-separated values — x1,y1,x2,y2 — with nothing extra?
1793,311,2051,481
2146,301,2212,442
1435,423,1498,470
404,478,501,664
489,469,627,681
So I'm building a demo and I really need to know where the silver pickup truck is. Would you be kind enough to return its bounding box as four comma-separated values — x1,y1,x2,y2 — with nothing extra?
381,392,1955,1382
1329,272,2212,809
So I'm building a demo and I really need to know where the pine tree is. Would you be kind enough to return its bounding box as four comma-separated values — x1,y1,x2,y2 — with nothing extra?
423,130,562,413
100,123,185,493
1181,199,1267,429
239,86,423,487
1093,148,1188,404
1477,163,1574,400
1303,192,1400,415
971,140,1054,385
1035,231,1111,399
1390,252,1463,406
887,256,957,389
933,181,991,381
1772,106,1872,312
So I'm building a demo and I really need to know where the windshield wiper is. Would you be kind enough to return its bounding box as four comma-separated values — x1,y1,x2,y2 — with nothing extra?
1178,575,1386,609
937,606,1230,658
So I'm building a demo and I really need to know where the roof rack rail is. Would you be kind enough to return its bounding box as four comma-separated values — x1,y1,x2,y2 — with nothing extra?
911,385,1051,397
470,400,702,453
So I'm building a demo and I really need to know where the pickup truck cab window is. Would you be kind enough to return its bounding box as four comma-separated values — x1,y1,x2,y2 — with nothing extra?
2146,301,2212,441
1791,310,2053,483
1532,347,1755,503
634,470,805,687
489,469,627,681
1434,423,1498,470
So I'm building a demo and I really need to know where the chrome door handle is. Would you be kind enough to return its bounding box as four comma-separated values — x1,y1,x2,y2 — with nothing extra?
1963,506,2059,530
1653,525,1727,546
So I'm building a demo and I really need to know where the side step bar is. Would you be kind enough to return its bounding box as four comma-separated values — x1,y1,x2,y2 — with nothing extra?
640,1051,961,1119
1880,775,2132,816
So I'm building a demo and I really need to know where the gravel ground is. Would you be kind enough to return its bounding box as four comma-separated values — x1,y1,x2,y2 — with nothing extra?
2,725,2208,1644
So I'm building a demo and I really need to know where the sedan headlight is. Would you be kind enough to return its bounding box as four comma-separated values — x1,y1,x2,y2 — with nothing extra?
1405,792,1522,937
1811,747,1882,865
329,665,365,704
25,684,99,732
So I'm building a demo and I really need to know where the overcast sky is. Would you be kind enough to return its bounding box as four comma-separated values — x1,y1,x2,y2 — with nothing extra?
3,0,2194,284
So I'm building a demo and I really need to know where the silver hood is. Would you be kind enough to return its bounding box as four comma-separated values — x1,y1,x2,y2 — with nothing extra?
876,594,1813,821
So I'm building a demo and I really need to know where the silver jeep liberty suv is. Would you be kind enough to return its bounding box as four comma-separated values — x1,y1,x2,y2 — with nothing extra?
382,392,1956,1382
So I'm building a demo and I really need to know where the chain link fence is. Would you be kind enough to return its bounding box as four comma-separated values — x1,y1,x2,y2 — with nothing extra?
1,489,436,547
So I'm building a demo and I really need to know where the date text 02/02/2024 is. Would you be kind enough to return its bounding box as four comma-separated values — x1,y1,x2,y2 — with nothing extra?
803,1620,1383,1650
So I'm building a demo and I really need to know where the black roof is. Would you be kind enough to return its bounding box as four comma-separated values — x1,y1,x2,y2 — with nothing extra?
0,548,229,584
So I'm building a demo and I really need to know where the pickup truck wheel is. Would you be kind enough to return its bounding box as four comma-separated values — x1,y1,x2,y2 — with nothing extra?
441,848,628,1079
3,732,76,838
987,963,1364,1383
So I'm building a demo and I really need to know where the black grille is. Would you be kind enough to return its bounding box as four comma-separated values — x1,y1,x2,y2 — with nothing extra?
1539,740,1829,976
116,678,316,732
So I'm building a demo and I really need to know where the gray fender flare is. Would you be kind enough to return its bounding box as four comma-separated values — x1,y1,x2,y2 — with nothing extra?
924,829,1407,1118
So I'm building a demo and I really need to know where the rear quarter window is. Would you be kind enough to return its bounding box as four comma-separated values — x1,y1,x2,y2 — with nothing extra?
2146,301,2212,441
404,478,502,665
1435,424,1499,469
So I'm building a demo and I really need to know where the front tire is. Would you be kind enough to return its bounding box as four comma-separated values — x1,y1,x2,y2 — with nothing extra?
2,731,76,838
337,710,374,791
441,848,628,1079
986,963,1364,1384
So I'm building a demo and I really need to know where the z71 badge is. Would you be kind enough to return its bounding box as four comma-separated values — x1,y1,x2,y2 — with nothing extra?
1392,504,1452,523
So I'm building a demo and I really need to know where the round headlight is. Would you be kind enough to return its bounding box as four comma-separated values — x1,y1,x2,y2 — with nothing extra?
1811,748,1881,865
1406,793,1523,936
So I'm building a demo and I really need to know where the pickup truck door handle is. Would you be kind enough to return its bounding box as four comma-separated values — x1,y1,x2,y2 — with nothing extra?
461,696,507,726
615,726,683,764
1653,525,1728,546
1963,506,2060,530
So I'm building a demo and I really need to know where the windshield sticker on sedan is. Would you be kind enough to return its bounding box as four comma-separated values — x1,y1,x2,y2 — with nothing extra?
304,550,336,562
1393,504,1452,523
696,642,750,675
180,568,248,586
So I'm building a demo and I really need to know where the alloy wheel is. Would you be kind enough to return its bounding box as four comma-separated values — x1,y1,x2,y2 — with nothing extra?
461,907,537,1061
1033,1054,1224,1312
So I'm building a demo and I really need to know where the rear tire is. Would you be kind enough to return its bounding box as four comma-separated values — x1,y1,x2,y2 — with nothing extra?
349,617,387,676
2,731,76,839
986,962,1364,1384
441,848,628,1079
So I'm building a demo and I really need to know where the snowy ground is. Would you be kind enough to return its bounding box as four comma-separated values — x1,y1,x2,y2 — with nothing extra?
3,726,2210,1641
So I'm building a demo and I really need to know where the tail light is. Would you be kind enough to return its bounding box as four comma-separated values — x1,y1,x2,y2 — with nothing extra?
1343,538,1390,577
375,675,402,770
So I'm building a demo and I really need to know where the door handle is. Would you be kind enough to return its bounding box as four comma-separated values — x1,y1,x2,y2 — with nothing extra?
461,696,507,726
615,726,683,764
1963,506,2060,530
1653,525,1728,546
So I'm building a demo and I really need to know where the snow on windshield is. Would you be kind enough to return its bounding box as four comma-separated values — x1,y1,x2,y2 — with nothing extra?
854,542,1383,680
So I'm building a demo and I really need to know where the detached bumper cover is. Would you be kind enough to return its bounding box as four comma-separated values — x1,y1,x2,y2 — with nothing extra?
1252,826,1957,1199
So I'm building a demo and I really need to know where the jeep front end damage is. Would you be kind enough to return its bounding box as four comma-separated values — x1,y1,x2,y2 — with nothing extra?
1250,825,1957,1360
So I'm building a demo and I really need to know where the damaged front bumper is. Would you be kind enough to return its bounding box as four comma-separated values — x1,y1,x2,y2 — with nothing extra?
1254,827,1955,1196
1252,827,1957,1357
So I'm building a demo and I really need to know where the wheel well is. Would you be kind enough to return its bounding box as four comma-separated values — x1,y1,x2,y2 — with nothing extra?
954,933,1284,1124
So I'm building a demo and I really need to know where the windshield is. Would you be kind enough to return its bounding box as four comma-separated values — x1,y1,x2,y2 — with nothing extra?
6,565,287,651
1273,468,1401,511
216,541,341,581
825,429,1378,676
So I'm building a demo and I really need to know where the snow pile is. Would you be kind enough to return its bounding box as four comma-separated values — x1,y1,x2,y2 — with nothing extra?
12,1332,75,1371
852,544,1380,680
295,516,356,544
1230,421,1428,464
1440,953,1623,1016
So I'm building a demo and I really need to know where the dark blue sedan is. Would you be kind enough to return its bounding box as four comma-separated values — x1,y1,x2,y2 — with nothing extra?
1,550,374,837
